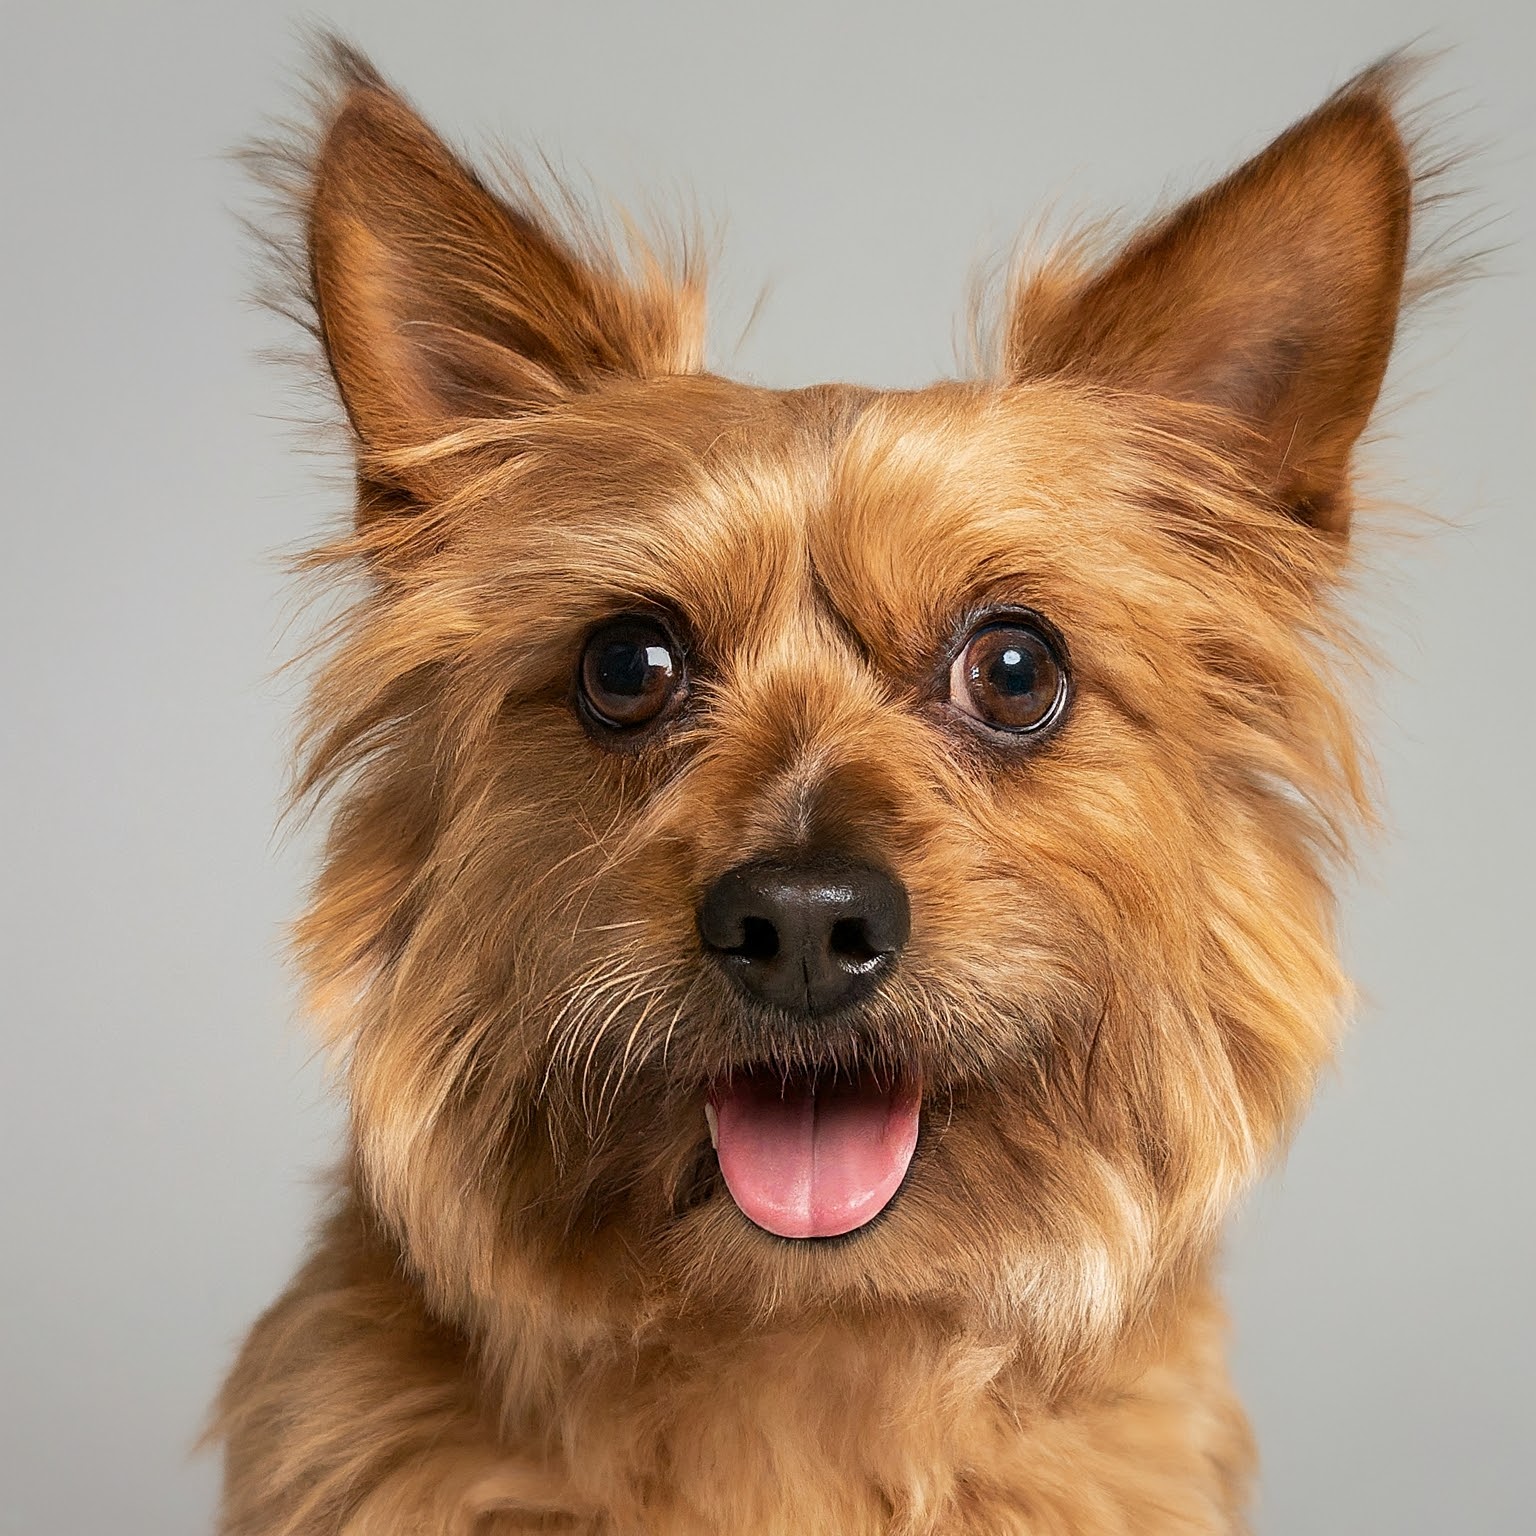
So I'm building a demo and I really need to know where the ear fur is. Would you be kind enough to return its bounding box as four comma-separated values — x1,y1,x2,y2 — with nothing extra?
1005,60,1418,534
289,40,704,515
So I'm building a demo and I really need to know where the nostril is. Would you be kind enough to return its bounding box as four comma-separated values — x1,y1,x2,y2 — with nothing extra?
828,917,881,968
735,915,780,963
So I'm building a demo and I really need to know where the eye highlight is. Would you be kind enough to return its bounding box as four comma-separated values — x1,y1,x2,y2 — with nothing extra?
947,615,1069,736
578,616,685,733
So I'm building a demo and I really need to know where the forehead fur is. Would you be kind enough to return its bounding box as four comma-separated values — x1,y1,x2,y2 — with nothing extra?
399,377,1313,640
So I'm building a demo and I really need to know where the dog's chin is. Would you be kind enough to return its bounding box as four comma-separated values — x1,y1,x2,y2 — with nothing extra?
694,1059,924,1243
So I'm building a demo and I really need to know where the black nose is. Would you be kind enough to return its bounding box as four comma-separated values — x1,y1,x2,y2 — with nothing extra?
697,855,910,1016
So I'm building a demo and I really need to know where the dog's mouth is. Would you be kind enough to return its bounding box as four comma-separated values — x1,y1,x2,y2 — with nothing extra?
705,1063,921,1239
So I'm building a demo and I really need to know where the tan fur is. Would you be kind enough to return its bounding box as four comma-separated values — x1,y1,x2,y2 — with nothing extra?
216,38,1430,1534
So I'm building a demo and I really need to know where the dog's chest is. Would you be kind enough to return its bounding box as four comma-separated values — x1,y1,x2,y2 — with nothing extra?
530,1339,1250,1536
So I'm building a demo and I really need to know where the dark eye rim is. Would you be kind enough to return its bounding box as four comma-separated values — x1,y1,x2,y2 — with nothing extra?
940,605,1073,741
573,609,691,743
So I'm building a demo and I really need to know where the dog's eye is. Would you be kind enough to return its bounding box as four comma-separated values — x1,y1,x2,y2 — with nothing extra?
579,617,685,731
949,619,1068,735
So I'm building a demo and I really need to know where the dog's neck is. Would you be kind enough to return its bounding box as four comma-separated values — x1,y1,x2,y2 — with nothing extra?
375,1196,1251,1532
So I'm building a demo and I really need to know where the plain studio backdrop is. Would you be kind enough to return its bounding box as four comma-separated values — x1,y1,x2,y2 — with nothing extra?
2,3,1531,1532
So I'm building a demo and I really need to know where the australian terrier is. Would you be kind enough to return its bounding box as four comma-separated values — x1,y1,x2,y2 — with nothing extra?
217,38,1433,1534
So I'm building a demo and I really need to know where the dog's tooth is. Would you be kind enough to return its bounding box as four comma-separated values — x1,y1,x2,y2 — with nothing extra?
705,1101,718,1149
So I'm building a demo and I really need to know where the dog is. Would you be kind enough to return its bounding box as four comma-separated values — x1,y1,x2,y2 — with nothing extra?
216,37,1436,1534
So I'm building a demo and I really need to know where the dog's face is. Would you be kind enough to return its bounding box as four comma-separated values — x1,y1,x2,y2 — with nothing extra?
282,47,1411,1364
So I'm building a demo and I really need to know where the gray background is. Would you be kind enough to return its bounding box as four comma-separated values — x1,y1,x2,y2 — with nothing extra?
2,2,1530,1532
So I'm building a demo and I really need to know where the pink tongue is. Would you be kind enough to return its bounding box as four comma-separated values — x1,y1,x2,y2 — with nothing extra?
710,1071,921,1239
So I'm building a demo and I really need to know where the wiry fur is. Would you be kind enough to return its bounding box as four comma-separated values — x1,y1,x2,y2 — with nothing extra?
216,38,1440,1534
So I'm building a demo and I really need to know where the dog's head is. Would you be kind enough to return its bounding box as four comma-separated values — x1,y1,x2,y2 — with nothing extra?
276,44,1415,1367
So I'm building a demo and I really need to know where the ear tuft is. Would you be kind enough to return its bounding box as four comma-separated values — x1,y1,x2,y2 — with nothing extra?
1004,56,1428,534
247,35,706,513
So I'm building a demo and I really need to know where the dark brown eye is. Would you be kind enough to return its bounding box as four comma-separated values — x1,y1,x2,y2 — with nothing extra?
578,617,684,732
948,618,1068,735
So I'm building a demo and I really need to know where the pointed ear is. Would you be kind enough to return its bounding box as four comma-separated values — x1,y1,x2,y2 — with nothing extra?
302,46,704,512
1005,62,1415,534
